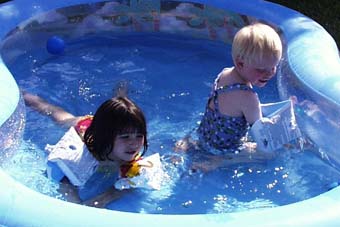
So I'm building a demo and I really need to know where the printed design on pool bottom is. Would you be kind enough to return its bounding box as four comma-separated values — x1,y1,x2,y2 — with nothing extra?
0,0,340,226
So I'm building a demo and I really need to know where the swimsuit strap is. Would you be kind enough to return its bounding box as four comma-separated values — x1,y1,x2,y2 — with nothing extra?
212,83,254,112
75,115,93,140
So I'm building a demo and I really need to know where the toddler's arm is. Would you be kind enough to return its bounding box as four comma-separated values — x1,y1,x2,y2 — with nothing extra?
241,92,262,125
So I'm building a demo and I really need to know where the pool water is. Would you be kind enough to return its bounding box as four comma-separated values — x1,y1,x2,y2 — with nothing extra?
3,33,340,214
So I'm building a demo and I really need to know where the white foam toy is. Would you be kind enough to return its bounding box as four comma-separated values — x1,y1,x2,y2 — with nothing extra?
114,153,166,190
250,99,302,153
45,127,99,187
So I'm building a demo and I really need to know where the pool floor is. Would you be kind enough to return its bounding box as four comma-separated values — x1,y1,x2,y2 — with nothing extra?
3,33,340,214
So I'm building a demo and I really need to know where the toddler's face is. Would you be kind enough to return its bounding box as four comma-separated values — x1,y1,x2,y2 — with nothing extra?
108,131,144,162
242,56,280,87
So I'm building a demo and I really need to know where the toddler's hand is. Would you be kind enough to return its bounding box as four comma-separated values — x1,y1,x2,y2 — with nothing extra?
260,116,280,124
174,136,198,152
289,95,298,105
174,139,190,152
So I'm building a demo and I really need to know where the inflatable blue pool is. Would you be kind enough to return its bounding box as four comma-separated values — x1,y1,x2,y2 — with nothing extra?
1,0,340,226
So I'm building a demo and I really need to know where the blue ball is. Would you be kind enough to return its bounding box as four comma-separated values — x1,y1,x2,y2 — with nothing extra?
46,36,65,55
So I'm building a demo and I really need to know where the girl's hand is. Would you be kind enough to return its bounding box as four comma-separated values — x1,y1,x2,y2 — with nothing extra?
82,187,129,208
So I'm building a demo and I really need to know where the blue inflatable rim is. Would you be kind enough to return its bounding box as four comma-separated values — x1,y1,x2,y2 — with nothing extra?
0,0,340,226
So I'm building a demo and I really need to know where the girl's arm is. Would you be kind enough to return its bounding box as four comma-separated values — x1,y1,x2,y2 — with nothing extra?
82,187,130,208
59,177,128,208
58,178,82,204
23,91,80,127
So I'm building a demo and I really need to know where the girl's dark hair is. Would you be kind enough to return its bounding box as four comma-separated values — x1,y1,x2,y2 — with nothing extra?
84,97,148,161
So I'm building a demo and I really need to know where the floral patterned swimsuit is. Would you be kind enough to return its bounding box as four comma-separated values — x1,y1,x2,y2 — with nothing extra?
197,76,255,154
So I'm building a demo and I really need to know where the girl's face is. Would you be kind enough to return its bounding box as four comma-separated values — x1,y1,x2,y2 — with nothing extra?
108,132,144,162
238,56,280,87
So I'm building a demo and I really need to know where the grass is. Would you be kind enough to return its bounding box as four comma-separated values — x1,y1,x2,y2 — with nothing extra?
267,0,340,49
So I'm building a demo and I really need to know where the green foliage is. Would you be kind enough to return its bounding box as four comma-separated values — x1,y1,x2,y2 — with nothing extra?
267,0,340,49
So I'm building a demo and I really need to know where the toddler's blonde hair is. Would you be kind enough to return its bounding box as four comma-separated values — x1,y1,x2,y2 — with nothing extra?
232,23,282,65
